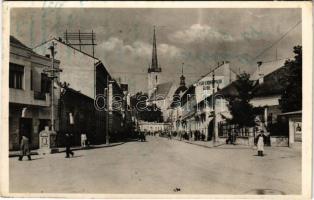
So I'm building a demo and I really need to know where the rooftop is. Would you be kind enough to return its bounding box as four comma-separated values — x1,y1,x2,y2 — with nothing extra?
148,82,173,101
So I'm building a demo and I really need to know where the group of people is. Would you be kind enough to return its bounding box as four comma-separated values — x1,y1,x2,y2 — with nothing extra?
18,131,90,161
193,130,206,141
17,116,268,160
226,132,237,145
138,132,146,142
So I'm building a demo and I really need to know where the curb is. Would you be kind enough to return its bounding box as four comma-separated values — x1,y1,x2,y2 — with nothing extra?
9,141,127,158
170,137,225,149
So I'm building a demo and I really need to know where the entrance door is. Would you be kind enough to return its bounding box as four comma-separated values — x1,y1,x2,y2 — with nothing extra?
19,118,32,143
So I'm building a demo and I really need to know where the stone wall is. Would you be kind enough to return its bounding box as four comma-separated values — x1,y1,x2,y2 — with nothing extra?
270,136,289,147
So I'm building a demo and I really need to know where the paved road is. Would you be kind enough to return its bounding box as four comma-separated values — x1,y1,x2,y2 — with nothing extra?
10,136,301,194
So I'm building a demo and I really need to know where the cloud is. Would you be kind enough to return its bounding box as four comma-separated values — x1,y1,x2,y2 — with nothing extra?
169,24,234,43
158,43,182,58
99,37,182,58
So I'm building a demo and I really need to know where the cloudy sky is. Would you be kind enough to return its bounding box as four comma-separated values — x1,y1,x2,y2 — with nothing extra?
11,8,301,93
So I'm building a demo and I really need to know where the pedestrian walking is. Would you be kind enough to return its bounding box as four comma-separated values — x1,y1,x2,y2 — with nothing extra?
167,132,172,140
18,135,31,161
81,133,87,148
65,133,74,158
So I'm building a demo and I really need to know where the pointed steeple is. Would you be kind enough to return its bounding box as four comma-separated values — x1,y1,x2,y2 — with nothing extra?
152,26,158,69
148,26,161,73
180,62,186,86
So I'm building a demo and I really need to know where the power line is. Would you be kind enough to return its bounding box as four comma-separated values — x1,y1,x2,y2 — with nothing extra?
253,20,301,61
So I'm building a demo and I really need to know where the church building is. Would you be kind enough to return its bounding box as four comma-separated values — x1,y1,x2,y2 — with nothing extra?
146,27,183,122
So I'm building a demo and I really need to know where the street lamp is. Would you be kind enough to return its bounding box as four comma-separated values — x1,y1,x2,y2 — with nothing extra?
211,93,224,142
105,77,115,145
210,70,224,143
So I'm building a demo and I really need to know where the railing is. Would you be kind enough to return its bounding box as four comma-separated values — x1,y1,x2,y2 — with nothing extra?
34,91,46,100
218,122,254,137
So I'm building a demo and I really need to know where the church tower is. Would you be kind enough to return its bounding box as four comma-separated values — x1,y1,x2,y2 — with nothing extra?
148,26,162,97
180,62,186,87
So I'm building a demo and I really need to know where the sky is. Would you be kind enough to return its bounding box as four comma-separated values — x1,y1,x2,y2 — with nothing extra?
10,8,301,94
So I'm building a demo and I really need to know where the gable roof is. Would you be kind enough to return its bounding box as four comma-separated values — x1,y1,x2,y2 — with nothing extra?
10,35,61,64
10,36,31,50
216,81,240,98
217,65,287,99
148,82,173,101
33,37,100,61
252,66,287,97
251,59,286,81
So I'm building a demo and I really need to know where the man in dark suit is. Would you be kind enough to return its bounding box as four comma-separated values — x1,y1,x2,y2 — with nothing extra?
18,136,31,161
65,133,74,158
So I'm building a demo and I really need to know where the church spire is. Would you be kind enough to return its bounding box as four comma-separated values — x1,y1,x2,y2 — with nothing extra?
180,62,186,86
148,26,161,73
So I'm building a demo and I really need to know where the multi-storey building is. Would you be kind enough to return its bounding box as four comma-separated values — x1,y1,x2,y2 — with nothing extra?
9,36,60,150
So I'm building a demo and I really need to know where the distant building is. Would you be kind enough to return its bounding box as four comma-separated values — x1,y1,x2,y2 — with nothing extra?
146,27,177,122
138,120,171,134
168,61,237,141
9,36,60,150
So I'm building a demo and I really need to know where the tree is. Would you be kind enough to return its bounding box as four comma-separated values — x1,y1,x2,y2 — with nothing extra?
279,45,302,112
228,73,257,127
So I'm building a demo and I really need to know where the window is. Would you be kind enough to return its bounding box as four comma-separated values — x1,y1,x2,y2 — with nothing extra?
30,69,33,90
41,73,51,93
9,63,24,89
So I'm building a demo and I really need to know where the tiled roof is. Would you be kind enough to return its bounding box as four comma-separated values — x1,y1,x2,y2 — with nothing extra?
216,81,239,98
148,82,173,101
251,59,286,81
170,85,188,108
252,66,287,97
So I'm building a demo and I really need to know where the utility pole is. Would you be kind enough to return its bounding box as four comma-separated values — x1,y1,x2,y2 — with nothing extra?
49,42,57,131
106,75,110,145
211,65,216,143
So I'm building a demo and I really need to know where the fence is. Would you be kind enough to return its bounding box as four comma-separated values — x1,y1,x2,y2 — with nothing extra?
218,122,255,137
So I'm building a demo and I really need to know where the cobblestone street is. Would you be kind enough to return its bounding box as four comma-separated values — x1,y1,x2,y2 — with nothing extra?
9,136,301,194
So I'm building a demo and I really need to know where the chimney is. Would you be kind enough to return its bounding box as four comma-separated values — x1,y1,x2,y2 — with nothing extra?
258,74,264,84
223,61,230,85
257,61,264,84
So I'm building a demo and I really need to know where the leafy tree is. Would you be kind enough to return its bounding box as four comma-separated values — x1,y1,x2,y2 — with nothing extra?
279,45,302,112
228,73,257,127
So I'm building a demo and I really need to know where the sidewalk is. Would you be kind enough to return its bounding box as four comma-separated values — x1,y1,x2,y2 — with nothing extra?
169,136,301,153
9,141,126,157
162,136,225,148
